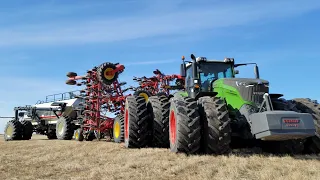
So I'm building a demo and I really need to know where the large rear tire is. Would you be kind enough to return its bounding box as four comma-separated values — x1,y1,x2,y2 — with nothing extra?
291,98,320,154
198,96,231,154
147,95,170,148
124,95,151,148
56,116,74,140
113,114,124,143
4,120,23,141
169,96,201,154
21,120,33,140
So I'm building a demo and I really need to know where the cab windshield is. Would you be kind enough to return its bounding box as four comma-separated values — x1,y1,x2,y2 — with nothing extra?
199,62,233,91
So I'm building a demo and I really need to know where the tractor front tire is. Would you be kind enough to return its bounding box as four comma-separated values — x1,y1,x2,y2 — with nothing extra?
4,120,23,141
113,114,124,143
21,120,33,140
198,96,231,154
124,95,151,148
291,98,320,154
147,95,170,148
56,116,74,140
169,96,201,154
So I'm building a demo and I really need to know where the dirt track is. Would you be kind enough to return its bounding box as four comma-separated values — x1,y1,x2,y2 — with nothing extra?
0,134,319,180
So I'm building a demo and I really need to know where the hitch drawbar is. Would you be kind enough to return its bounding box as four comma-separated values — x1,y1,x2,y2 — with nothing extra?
250,111,316,141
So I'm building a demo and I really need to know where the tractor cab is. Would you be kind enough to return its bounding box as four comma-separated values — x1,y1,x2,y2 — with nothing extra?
180,54,237,98
180,54,261,99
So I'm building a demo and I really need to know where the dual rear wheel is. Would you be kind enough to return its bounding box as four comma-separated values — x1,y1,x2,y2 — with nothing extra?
4,119,33,141
123,93,231,155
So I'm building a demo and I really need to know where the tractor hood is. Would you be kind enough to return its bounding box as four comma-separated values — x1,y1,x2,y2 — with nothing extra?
223,78,269,87
215,78,269,105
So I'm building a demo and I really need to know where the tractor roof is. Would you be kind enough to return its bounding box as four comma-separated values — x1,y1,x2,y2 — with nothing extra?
185,57,234,68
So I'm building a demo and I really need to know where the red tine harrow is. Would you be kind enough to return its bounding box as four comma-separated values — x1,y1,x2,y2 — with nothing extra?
66,62,130,141
130,69,185,100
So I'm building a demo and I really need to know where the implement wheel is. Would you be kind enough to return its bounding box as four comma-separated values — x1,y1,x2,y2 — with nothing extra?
198,96,231,154
4,120,23,141
134,88,151,102
47,129,57,139
97,62,118,85
124,95,151,148
74,128,84,141
56,116,74,140
113,114,124,143
169,96,201,154
291,98,320,154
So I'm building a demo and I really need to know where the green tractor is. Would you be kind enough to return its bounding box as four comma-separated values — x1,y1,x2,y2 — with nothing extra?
123,54,319,155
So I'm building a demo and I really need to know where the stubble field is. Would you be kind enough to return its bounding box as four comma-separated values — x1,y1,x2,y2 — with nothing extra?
0,134,319,180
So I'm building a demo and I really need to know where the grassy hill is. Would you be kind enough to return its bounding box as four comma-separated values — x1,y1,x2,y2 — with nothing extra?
0,134,319,180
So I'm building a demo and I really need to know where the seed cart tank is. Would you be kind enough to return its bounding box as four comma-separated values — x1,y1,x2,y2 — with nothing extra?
3,90,84,140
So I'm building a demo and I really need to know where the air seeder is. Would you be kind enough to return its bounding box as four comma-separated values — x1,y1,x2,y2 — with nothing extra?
3,62,130,142
123,54,320,154
3,91,83,141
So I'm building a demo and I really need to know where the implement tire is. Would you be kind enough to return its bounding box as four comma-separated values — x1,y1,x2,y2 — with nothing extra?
21,120,33,140
198,96,231,154
147,95,170,148
124,95,151,148
47,129,57,139
4,120,23,141
260,98,305,154
97,62,118,85
113,114,125,143
56,116,74,140
74,128,84,141
134,88,151,102
291,98,320,154
169,96,201,154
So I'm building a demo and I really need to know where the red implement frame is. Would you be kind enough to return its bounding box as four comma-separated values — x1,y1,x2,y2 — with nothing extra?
66,62,130,141
132,69,185,96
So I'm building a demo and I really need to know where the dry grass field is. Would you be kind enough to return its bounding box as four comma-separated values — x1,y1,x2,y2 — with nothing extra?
0,134,319,180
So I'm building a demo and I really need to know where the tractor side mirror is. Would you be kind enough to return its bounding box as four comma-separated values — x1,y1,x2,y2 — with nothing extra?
180,63,186,77
191,54,196,61
254,65,260,79
234,69,239,74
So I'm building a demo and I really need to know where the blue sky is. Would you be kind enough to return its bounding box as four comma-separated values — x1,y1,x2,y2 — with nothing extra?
0,0,319,133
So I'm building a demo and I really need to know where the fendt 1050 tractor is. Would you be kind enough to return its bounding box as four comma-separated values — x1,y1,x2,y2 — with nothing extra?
123,54,319,155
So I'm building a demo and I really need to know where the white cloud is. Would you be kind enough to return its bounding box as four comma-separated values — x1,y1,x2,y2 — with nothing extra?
0,0,319,47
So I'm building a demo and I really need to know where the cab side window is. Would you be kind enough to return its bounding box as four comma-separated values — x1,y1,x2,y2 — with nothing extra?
186,67,193,87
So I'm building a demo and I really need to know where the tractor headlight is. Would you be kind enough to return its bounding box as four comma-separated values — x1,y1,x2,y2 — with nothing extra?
196,57,207,62
224,58,234,62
